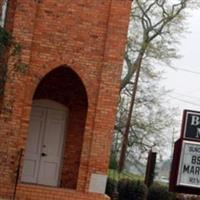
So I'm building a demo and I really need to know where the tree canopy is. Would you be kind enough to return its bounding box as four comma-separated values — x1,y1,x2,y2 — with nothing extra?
122,0,200,89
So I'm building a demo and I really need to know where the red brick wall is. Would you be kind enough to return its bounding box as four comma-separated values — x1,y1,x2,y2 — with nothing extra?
16,185,109,200
0,0,17,32
16,184,110,200
4,0,17,32
0,0,131,199
0,0,17,107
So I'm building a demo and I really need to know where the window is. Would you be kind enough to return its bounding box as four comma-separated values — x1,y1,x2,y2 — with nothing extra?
0,0,8,27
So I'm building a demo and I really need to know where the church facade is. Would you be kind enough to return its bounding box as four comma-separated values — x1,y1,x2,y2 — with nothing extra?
0,0,131,199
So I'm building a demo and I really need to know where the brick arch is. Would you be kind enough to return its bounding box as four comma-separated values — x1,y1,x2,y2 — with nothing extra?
33,65,88,108
31,62,91,105
29,66,88,189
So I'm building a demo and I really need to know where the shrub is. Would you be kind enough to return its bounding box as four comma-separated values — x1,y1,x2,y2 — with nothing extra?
147,183,176,200
0,26,12,56
109,155,118,170
176,194,200,200
118,179,147,200
105,178,117,197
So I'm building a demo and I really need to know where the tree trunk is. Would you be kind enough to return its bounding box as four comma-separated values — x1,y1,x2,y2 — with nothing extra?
118,51,144,172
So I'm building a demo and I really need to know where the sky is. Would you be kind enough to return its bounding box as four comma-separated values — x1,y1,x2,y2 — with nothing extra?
160,10,200,134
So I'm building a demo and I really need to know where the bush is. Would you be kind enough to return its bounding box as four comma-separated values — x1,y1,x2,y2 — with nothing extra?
105,178,117,197
176,194,200,200
0,26,12,56
147,183,176,200
109,155,118,170
118,179,147,200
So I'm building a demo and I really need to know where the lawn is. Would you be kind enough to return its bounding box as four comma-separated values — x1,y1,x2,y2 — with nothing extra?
108,169,144,181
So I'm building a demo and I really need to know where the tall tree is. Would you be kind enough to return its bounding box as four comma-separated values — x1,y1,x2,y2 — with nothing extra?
117,0,199,172
122,0,199,89
114,65,179,172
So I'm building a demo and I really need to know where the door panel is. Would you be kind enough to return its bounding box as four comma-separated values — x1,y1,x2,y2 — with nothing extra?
21,102,67,187
37,109,66,186
21,107,45,183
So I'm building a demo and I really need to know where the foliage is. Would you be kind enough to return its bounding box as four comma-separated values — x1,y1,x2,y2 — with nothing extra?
109,154,118,170
147,183,176,200
176,194,200,200
113,64,179,171
113,0,198,172
0,26,28,96
106,175,178,200
0,26,11,55
117,179,147,200
105,178,116,197
122,0,200,89
108,169,144,182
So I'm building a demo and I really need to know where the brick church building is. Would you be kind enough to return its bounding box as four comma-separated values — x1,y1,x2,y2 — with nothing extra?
0,0,131,199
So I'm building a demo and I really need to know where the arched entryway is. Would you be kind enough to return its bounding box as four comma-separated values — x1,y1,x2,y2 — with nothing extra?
21,66,88,189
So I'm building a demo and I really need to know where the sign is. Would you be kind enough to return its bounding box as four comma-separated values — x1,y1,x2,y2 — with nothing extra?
89,174,107,194
169,110,200,194
177,141,200,188
183,110,200,141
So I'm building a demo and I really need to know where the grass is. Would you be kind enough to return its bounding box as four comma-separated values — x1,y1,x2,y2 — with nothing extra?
108,169,169,187
108,169,144,181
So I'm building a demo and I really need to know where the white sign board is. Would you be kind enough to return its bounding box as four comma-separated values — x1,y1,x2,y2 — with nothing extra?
89,173,107,194
177,141,200,188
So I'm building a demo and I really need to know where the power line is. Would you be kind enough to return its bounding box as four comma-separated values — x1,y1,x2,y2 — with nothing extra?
172,92,200,101
168,95,200,107
174,67,200,75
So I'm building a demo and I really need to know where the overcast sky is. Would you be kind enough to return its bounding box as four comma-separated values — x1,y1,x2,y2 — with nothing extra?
160,10,200,132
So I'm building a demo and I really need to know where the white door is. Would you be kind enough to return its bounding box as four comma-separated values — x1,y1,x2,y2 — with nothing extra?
21,100,67,187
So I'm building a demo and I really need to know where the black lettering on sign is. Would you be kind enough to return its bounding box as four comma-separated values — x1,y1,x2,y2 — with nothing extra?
182,165,200,175
189,146,200,153
183,165,190,173
197,178,200,184
196,167,200,175
191,155,200,165
189,177,200,184
192,156,196,164
190,166,195,174
189,177,195,183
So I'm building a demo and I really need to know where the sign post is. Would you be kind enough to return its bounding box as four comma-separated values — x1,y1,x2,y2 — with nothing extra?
144,150,157,188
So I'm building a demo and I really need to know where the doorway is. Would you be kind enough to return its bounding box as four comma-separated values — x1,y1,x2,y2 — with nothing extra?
21,99,68,187
22,66,88,189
